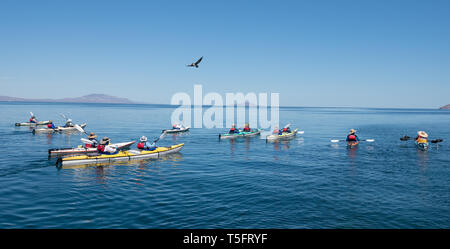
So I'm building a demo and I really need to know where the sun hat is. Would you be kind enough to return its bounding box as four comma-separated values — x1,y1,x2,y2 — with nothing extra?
140,136,148,142
418,131,428,138
349,129,356,134
88,132,97,139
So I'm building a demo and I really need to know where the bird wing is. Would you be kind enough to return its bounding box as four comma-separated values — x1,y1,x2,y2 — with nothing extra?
195,56,203,65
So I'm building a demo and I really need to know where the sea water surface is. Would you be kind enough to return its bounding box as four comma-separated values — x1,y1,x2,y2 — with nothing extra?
0,102,449,228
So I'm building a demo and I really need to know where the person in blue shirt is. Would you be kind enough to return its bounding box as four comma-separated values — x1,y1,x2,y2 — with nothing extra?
47,120,56,129
137,136,157,151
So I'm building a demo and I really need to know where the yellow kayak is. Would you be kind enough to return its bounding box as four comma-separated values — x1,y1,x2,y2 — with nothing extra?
58,143,184,166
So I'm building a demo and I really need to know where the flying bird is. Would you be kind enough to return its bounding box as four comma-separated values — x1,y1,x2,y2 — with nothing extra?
187,56,203,68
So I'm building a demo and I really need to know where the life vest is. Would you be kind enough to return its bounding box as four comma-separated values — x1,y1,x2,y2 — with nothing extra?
137,142,145,149
243,127,250,132
273,129,279,134
283,128,288,132
29,118,36,123
85,143,92,148
47,124,53,128
230,128,236,132
417,136,427,143
347,135,357,141
97,145,105,152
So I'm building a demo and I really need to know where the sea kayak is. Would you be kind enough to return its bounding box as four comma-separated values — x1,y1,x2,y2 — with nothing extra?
415,141,429,151
219,129,262,139
49,141,136,156
32,124,86,134
347,140,359,148
15,121,51,126
266,129,299,141
162,127,190,133
58,143,184,166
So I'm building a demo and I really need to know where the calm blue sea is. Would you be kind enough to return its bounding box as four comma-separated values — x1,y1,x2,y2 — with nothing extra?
0,102,449,228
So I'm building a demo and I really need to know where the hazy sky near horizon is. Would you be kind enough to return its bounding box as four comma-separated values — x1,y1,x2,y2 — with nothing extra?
0,0,449,108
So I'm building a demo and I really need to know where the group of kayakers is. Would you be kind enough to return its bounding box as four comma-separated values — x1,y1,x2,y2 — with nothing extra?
46,119,74,129
228,123,254,134
272,125,292,135
81,125,171,155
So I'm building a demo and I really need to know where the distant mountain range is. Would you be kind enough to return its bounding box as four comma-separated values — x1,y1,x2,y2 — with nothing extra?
0,94,136,104
440,104,450,109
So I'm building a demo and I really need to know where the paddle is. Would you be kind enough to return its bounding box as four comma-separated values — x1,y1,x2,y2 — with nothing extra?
400,136,411,141
297,131,305,134
81,138,94,144
331,139,375,143
400,136,443,143
154,131,167,143
74,124,88,135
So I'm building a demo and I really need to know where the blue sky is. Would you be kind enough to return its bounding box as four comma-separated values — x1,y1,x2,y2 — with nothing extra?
0,0,449,108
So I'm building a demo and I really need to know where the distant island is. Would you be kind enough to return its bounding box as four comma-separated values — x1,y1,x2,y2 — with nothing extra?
440,104,450,109
0,94,136,104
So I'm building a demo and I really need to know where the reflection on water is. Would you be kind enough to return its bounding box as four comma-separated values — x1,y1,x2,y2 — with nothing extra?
169,132,190,143
347,145,358,160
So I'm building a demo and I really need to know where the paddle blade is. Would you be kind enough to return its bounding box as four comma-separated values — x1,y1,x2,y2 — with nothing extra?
81,138,93,144
331,139,341,143
297,131,304,134
400,136,410,141
30,112,34,117
365,139,375,142
74,124,85,133
284,123,291,129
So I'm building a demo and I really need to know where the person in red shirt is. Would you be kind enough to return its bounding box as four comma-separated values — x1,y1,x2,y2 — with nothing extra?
242,123,251,132
229,124,239,134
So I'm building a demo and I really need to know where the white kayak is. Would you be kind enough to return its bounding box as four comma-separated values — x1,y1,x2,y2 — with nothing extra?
162,127,190,133
15,121,51,126
32,124,87,134
266,129,300,141
48,141,136,156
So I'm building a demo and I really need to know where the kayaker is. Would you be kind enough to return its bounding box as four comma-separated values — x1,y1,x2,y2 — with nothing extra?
137,136,157,151
229,124,239,134
273,126,280,134
97,137,117,154
47,120,56,129
29,115,37,123
346,129,359,142
415,131,428,143
243,123,251,132
172,123,183,130
86,132,98,148
64,119,74,127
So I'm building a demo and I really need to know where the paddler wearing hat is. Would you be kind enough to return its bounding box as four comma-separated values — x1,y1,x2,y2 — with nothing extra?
85,132,98,148
96,137,117,154
415,131,428,144
346,129,360,142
